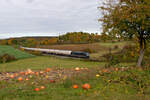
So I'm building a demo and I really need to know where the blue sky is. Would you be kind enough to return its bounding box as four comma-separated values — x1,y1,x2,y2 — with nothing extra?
0,0,101,39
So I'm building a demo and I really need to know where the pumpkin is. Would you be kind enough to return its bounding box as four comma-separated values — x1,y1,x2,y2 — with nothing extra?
50,80,55,83
35,72,39,76
20,72,25,75
73,85,79,89
103,69,108,73
40,71,44,74
27,69,33,74
14,73,18,77
10,75,15,79
75,67,80,71
46,68,51,72
25,78,29,81
18,77,23,81
96,74,100,77
82,83,91,90
40,86,45,89
25,72,29,75
115,68,119,71
35,88,40,91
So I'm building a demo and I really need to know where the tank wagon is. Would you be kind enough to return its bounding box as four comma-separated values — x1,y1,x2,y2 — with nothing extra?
20,47,89,58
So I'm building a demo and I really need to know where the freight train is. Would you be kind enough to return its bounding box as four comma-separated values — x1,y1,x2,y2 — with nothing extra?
20,47,89,58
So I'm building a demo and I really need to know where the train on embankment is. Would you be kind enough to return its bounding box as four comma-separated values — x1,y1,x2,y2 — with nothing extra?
20,46,90,58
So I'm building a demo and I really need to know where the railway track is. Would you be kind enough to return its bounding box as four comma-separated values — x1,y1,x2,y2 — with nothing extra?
42,53,101,62
21,46,90,59
42,53,89,60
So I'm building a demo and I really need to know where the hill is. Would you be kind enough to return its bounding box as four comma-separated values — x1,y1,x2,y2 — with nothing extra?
0,45,35,59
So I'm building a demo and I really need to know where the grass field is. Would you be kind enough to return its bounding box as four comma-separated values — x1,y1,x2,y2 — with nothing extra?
0,45,35,59
0,55,135,72
0,66,150,100
0,42,135,72
0,56,105,72
0,41,149,100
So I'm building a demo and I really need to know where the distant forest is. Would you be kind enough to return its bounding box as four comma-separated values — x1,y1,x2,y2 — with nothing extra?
0,32,125,47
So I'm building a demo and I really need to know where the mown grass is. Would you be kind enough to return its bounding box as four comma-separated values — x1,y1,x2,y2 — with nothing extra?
0,56,105,72
0,45,35,59
0,55,135,72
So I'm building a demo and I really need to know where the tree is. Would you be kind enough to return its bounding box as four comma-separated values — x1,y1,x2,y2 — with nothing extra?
99,0,150,67
7,39,12,45
47,38,58,44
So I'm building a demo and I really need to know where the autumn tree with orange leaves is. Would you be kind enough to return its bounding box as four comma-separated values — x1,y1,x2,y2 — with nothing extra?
99,0,150,67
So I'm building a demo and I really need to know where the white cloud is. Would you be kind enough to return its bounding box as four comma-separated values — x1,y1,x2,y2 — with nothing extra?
0,0,101,38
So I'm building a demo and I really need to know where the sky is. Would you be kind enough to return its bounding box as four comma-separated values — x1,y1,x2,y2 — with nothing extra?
0,0,101,39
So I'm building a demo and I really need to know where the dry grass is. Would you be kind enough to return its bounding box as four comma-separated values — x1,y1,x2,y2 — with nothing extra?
36,43,107,52
34,42,131,60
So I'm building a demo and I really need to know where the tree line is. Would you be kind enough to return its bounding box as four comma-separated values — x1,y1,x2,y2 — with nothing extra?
0,32,124,46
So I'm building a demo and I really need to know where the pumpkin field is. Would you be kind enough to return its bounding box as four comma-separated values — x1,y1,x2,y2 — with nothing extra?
1,65,150,100
0,0,150,99
0,41,150,100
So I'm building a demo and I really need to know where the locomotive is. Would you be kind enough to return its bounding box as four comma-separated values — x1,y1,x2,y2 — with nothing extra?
20,47,89,58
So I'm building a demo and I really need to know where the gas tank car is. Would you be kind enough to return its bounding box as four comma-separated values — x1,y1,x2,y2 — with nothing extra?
20,46,89,58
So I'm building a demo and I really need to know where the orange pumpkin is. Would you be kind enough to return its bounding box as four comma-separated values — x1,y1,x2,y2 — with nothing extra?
25,78,29,81
75,67,80,71
27,69,33,74
73,85,79,89
35,88,40,91
10,75,15,79
18,77,23,81
40,86,45,89
46,68,51,72
35,72,39,76
82,83,91,90
20,72,25,75
25,72,29,75
14,73,18,77
103,69,108,73
40,71,44,74
115,68,119,71
50,80,55,83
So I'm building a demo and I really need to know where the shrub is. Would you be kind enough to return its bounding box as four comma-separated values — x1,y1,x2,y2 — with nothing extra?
114,45,119,49
27,50,42,56
104,58,120,68
83,48,96,53
0,53,16,63
103,45,138,63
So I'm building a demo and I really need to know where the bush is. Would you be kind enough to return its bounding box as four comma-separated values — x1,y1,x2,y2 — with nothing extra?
114,45,119,49
27,50,42,56
83,48,96,53
0,53,16,63
103,45,138,63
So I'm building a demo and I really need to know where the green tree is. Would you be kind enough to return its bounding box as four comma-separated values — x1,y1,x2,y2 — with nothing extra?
99,0,150,67
100,33,110,42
